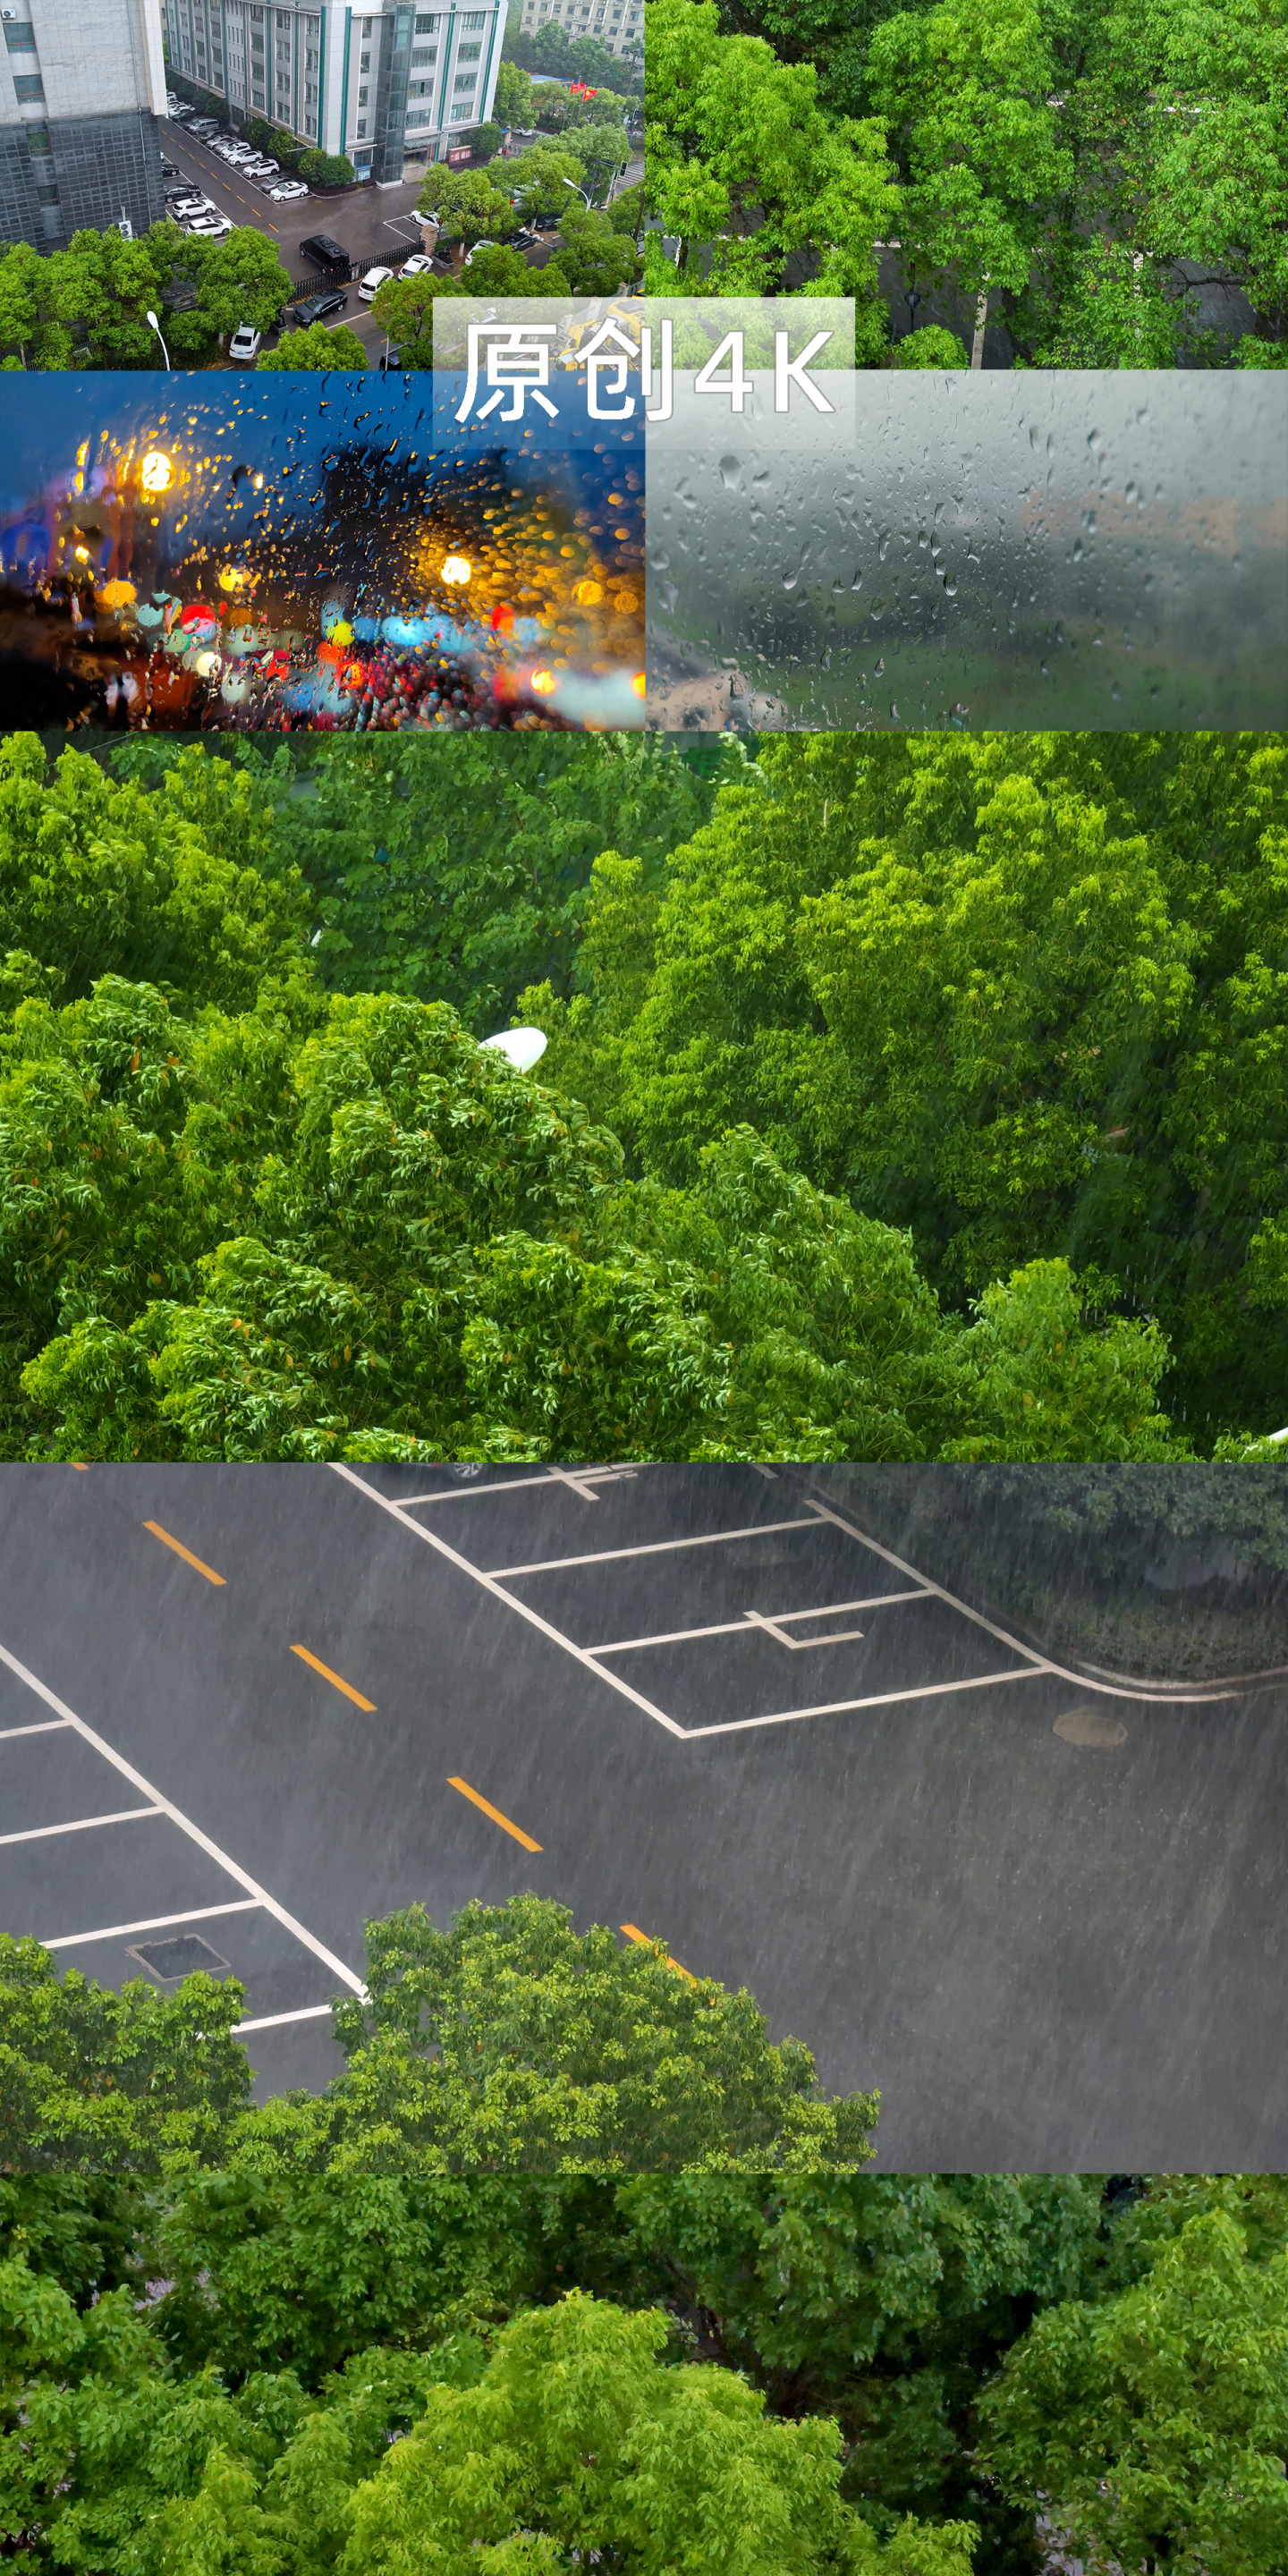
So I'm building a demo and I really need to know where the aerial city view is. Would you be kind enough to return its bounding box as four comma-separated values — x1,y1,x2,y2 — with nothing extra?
1,6,1286,2572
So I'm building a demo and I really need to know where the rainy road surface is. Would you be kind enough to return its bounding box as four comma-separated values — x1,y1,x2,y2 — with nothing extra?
2,1461,1285,2169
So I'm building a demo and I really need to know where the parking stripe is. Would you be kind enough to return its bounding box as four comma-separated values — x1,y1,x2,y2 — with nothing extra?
487,1513,826,1581
0,1718,72,1742
0,1806,162,1848
621,1924,697,1981
448,1775,542,1852
236,2003,335,2033
144,1521,226,1585
43,1900,261,1951
0,1639,366,1994
290,1644,377,1711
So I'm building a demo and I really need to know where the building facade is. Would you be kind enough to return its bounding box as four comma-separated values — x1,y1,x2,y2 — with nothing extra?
162,0,508,182
1,0,167,249
514,0,640,63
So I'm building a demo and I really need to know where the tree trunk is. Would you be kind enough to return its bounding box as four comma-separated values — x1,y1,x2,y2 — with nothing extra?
971,283,989,369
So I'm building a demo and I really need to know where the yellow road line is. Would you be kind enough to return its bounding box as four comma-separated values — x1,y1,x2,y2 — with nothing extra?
621,1923,697,1981
143,1521,226,1586
291,1644,376,1711
448,1775,542,1852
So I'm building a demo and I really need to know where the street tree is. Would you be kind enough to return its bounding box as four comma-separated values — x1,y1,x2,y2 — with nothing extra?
369,267,465,367
414,165,519,272
979,2207,1288,2576
256,320,369,368
645,0,899,352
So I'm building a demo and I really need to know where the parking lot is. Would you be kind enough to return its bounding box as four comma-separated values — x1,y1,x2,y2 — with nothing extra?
157,115,636,360
2,1461,1285,2168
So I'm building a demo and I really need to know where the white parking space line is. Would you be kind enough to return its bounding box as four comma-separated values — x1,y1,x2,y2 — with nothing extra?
592,1589,928,1656
487,1513,826,1580
400,1466,632,1509
0,1806,162,1848
0,1638,365,1991
236,2003,335,2033
43,1900,262,1951
329,1463,688,1737
0,1718,72,1742
681,1666,1051,1739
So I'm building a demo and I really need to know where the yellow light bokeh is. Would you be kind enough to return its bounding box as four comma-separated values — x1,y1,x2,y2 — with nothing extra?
631,672,647,699
530,668,556,696
140,451,173,495
442,555,472,585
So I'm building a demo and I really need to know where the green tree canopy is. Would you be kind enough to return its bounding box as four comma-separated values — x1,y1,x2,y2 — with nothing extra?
645,0,899,348
979,2204,1288,2576
1,1896,879,2175
521,731,1288,1437
415,165,521,271
256,321,369,369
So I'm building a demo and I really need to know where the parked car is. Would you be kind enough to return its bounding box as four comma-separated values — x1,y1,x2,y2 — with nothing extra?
462,240,496,267
160,157,178,177
299,232,351,269
229,324,263,363
189,116,220,134
511,227,539,251
170,193,215,216
243,157,277,177
397,251,434,279
358,265,394,301
267,178,309,200
286,285,349,326
186,213,231,237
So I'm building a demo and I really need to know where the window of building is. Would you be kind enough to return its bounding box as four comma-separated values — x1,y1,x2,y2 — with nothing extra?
411,43,435,62
414,11,438,26
359,47,369,67
3,23,38,50
453,71,476,89
457,41,480,58
406,106,431,124
305,78,317,98
448,100,471,118
355,114,366,133
361,14,372,29
305,45,318,66
357,83,367,102
251,31,264,48
251,81,265,99
13,72,44,97
461,8,487,23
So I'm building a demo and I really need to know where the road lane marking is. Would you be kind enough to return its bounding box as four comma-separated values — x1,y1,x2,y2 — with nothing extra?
591,1589,928,1656
42,1900,261,1950
621,1924,697,1981
681,1666,1048,1736
329,1463,687,1738
448,1775,542,1852
144,1521,226,1585
290,1644,377,1710
400,1466,631,1507
236,2003,335,2033
0,1640,366,1993
0,1718,72,1742
487,1513,826,1580
0,1806,162,1847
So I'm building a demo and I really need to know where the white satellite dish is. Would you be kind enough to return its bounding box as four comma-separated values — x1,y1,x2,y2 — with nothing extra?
479,1027,548,1072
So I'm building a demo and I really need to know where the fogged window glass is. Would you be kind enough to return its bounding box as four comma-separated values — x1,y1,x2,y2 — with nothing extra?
647,340,1288,732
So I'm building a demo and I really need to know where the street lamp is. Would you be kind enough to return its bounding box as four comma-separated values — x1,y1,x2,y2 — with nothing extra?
146,309,171,369
562,176,593,211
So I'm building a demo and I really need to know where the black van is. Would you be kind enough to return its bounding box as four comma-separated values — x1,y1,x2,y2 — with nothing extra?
298,233,351,271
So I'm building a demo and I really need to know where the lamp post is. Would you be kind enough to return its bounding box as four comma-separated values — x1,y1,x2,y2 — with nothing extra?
562,175,593,212
146,309,171,369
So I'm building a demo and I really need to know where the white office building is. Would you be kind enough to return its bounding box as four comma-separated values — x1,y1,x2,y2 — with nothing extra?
2,0,167,248
162,0,508,182
514,0,640,62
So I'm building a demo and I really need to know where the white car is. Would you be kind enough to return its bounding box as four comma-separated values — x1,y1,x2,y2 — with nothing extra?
398,251,435,279
462,240,496,267
268,179,309,200
358,265,394,301
229,324,262,362
186,213,231,237
244,157,277,177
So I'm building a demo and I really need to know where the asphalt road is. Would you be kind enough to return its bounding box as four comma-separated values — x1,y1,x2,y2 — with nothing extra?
2,1461,1284,2169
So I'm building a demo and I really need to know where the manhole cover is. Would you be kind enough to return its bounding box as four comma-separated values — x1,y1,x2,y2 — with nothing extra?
127,1934,232,1983
1054,1709,1128,1749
